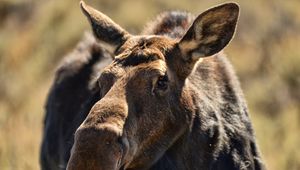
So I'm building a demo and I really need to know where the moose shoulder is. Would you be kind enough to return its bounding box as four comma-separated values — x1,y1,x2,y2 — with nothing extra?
41,1,265,170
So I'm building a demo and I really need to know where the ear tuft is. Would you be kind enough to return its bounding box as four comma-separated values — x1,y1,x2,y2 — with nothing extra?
80,1,130,53
179,2,239,60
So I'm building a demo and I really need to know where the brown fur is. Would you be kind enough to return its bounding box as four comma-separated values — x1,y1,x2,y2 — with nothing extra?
40,33,112,170
41,1,265,170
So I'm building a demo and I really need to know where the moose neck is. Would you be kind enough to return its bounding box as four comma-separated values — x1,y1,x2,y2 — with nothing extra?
149,131,213,169
149,55,264,170
148,107,223,170
149,105,254,170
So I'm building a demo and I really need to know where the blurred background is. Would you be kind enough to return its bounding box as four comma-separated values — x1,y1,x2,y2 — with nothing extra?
0,0,299,169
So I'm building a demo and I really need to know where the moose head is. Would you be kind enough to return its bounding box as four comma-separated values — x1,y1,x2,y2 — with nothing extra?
67,1,239,170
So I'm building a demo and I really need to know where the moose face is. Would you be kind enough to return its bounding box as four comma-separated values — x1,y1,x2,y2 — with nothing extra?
67,1,239,170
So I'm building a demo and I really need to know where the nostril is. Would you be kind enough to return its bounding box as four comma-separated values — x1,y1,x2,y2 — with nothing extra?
117,137,124,146
117,137,125,154
117,136,129,157
117,137,128,151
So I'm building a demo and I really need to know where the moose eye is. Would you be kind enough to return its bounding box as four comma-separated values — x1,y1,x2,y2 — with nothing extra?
156,75,169,91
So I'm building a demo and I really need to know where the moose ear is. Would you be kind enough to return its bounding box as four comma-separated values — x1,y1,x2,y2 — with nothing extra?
80,1,131,53
178,3,239,60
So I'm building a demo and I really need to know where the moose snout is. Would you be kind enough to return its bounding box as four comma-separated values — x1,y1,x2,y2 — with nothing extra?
67,125,128,170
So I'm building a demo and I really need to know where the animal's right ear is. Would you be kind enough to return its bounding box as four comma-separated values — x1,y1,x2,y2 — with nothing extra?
80,1,131,53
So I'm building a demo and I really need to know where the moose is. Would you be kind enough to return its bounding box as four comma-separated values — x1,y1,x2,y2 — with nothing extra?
40,1,265,170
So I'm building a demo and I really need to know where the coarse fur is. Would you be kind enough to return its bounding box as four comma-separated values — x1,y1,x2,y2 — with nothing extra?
40,1,265,170
40,33,112,169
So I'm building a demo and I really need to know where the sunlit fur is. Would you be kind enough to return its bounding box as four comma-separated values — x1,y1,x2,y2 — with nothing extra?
41,2,265,170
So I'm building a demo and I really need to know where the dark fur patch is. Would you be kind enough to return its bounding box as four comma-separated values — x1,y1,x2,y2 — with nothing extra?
142,11,194,38
115,52,159,66
40,34,112,169
114,38,161,66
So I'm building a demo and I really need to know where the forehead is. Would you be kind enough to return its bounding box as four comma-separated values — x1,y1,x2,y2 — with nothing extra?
115,36,175,66
102,36,174,76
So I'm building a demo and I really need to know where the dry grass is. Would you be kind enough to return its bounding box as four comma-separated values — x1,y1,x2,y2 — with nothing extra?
0,0,299,169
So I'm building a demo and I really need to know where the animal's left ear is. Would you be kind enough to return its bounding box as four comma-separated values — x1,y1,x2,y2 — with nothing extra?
178,3,239,60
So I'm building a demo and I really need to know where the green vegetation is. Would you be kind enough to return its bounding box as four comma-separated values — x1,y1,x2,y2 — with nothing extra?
0,0,299,169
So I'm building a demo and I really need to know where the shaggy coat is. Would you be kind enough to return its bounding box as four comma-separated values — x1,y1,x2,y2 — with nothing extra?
40,1,265,170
